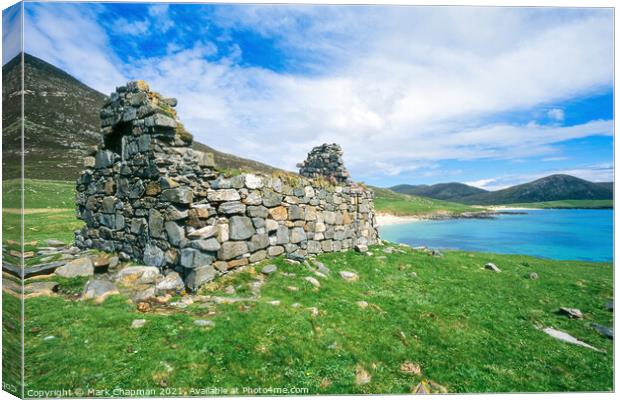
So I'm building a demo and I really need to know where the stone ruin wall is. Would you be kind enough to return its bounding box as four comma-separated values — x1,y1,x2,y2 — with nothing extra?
75,81,379,289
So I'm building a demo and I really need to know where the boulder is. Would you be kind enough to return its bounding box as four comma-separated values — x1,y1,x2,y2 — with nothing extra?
162,187,192,204
143,243,166,267
290,227,307,244
244,174,263,189
156,271,185,291
180,248,214,269
558,307,583,319
82,279,119,303
24,281,59,298
354,244,368,253
186,265,217,291
304,276,321,288
131,319,146,329
218,201,246,215
191,238,221,252
55,258,94,278
187,225,217,239
590,323,613,340
115,266,161,285
261,264,278,275
485,262,501,272
207,189,240,202
340,270,359,282
218,241,249,261
165,221,186,247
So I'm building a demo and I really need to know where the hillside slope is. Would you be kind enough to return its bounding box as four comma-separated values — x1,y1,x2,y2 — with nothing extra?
2,53,283,180
372,186,482,217
390,183,488,201
459,174,613,205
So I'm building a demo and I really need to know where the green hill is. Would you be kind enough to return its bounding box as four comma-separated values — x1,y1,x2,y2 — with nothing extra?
390,183,487,201
372,187,482,217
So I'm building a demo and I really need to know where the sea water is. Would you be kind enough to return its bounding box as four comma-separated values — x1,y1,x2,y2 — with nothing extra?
379,209,613,262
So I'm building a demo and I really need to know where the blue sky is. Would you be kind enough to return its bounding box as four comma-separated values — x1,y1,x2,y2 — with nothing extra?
12,2,615,189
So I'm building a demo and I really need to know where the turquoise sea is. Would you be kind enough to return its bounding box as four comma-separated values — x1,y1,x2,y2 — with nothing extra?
379,209,613,262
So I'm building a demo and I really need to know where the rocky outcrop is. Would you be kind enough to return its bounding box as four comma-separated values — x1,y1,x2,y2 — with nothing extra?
298,143,352,184
75,81,379,289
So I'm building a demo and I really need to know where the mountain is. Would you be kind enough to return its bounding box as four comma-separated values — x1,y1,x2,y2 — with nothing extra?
390,182,488,201
458,174,613,205
2,53,282,181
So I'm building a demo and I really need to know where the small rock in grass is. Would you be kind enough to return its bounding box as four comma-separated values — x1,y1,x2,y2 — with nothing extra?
431,249,443,257
43,335,56,341
82,279,119,303
24,282,59,298
340,271,359,282
194,319,215,327
314,271,328,279
307,307,319,317
603,300,613,311
383,247,395,254
131,319,146,329
224,285,236,295
529,272,539,280
355,366,371,385
412,381,448,394
269,300,281,306
354,244,368,253
156,271,184,291
287,286,299,292
261,264,278,275
542,327,602,352
55,257,94,278
400,362,422,375
410,272,418,278
559,307,583,319
356,301,369,309
314,261,330,275
287,254,306,262
304,276,321,288
484,262,501,273
590,323,613,340
291,303,301,308
44,239,65,247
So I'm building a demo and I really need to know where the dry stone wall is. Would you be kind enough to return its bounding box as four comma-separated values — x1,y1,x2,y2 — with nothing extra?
75,81,379,289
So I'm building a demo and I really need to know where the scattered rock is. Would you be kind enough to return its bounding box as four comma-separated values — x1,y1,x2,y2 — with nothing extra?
542,327,602,352
356,301,369,309
307,307,319,317
44,239,65,247
24,281,59,298
268,300,281,306
431,249,443,257
115,266,160,285
287,286,299,292
339,270,359,282
484,262,501,273
400,362,422,375
224,285,236,295
156,271,184,291
55,258,94,278
291,303,301,308
558,307,583,319
304,276,321,288
261,264,278,275
591,323,613,340
603,300,613,311
355,244,368,253
82,279,119,303
194,319,215,327
43,336,56,341
412,380,448,394
410,272,418,278
137,302,151,313
131,319,146,329
314,261,331,275
355,366,371,385
529,272,539,280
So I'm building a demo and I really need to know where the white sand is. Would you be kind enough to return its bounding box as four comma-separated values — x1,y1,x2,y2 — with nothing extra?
376,213,422,226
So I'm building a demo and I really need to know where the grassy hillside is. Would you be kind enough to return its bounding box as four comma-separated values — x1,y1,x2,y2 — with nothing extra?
372,187,482,217
502,200,613,209
390,183,487,201
15,247,612,393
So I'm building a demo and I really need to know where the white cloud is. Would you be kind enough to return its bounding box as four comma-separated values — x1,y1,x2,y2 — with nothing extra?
2,3,22,65
113,18,150,36
465,178,498,190
22,5,614,184
148,4,173,33
547,108,565,121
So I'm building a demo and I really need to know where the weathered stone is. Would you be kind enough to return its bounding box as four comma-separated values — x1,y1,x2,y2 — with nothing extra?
245,174,263,189
249,233,270,252
485,262,501,273
559,307,583,319
186,265,217,291
288,205,303,220
340,270,359,282
269,206,288,221
156,271,185,291
165,221,185,247
261,264,278,275
56,258,94,278
180,248,214,269
265,219,278,232
82,279,119,303
290,227,307,244
276,226,289,244
247,205,268,218
187,225,217,239
229,216,255,240
194,319,215,327
218,241,249,260
304,276,321,288
208,189,240,202
162,188,193,204
143,243,166,267
191,238,221,252
116,266,161,285
218,201,246,215
131,319,147,329
148,209,165,238
249,250,267,263
24,281,59,298
529,272,539,280
268,246,285,257
262,190,283,207
591,323,613,340
228,258,249,269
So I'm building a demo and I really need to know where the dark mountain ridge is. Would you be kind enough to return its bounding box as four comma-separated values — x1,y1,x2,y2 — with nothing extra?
391,174,613,205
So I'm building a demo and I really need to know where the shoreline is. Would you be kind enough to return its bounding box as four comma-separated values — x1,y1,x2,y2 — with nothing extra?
376,210,507,226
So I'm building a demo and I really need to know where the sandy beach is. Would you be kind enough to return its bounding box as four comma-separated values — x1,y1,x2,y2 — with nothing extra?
376,213,422,226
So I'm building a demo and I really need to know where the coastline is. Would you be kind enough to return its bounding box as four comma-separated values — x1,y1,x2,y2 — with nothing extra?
376,210,506,226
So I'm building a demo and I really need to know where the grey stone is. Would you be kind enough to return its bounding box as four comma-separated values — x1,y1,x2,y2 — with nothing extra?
249,250,267,263
162,188,193,204
529,272,539,280
191,238,221,252
354,244,368,253
559,307,583,319
267,246,285,257
218,201,246,215
261,264,278,275
95,150,114,169
180,248,214,269
276,226,289,244
485,262,501,272
245,174,263,189
207,189,240,202
288,205,303,220
186,265,217,290
82,280,118,303
249,233,269,252
314,261,330,275
262,190,283,207
339,270,359,282
194,319,215,327
56,258,94,278
290,227,307,244
591,323,613,340
542,327,602,352
165,221,185,247
131,319,146,329
148,209,165,239
229,216,255,240
247,205,268,218
115,266,161,285
304,276,321,288
156,271,185,291
187,225,217,239
218,241,249,261
143,243,166,267
44,239,65,247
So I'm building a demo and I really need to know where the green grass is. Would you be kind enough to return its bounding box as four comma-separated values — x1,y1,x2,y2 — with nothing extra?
372,187,482,217
503,200,613,209
21,248,612,394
